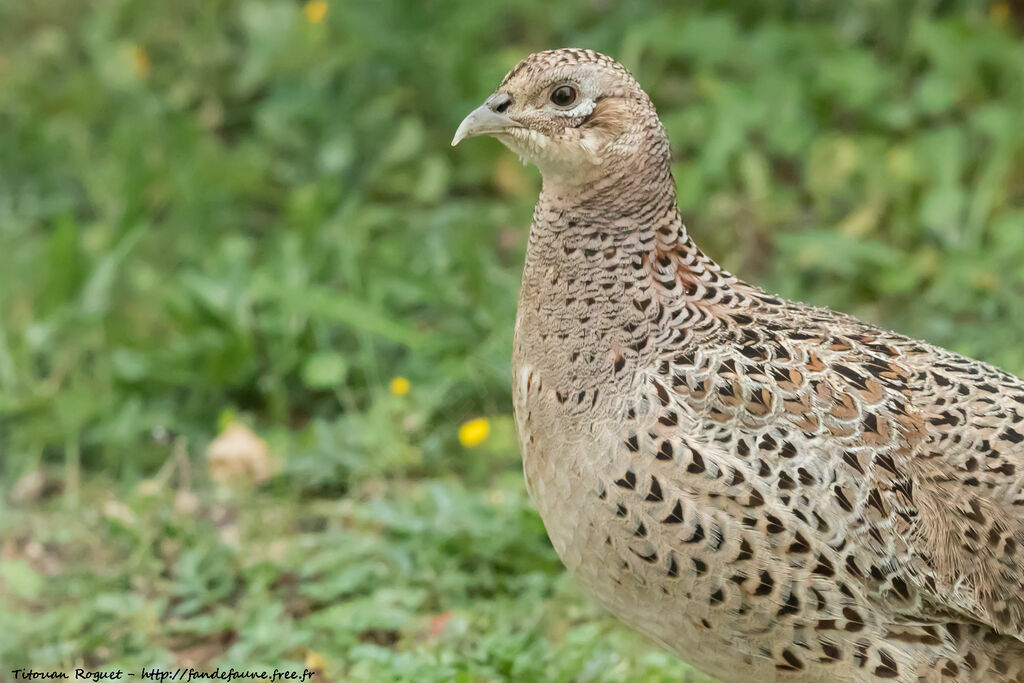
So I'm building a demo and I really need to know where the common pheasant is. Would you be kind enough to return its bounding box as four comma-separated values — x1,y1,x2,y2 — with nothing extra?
452,48,1024,682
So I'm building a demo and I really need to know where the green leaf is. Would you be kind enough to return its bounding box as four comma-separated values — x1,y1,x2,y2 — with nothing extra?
0,560,44,600
255,283,431,349
301,351,348,389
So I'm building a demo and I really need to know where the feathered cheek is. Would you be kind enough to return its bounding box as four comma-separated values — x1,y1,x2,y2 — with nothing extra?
498,128,550,166
551,99,597,137
568,98,597,120
527,132,603,169
501,105,605,168
577,134,604,165
528,127,601,166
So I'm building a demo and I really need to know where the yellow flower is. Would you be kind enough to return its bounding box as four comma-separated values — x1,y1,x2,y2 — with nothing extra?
458,417,491,448
305,650,326,671
389,376,411,396
304,0,328,24
990,3,1010,23
132,45,150,79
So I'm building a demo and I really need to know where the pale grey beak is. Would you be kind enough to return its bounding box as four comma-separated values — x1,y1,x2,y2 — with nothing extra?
451,93,519,146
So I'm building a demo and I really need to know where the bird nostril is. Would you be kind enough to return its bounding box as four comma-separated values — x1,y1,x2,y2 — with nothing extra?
490,94,512,114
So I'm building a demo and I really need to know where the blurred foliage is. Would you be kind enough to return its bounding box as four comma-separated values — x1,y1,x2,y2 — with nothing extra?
0,0,1022,679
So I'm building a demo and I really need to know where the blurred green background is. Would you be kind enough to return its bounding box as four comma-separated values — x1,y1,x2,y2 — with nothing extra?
1,0,1023,680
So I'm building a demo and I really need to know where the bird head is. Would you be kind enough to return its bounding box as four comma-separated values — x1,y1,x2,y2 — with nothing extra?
452,49,667,189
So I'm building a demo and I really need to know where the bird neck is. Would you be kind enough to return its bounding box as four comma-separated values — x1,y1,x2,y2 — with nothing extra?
526,155,730,301
516,162,737,392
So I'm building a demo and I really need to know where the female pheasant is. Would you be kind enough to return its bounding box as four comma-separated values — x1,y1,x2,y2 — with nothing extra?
452,49,1024,682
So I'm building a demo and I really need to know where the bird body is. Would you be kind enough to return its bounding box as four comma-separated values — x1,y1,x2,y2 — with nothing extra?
455,49,1024,682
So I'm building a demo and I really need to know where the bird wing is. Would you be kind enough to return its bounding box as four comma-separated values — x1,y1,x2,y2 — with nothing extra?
886,332,1024,637
641,300,1024,641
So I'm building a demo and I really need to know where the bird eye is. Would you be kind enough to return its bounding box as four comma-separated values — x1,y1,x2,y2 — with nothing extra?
550,85,577,107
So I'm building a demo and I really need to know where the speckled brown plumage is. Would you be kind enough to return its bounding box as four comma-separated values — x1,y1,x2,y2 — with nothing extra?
453,49,1024,682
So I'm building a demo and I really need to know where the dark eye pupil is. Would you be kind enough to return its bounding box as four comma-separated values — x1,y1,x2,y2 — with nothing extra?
551,86,576,106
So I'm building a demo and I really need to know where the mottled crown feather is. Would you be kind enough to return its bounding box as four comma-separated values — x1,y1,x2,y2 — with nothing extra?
500,48,636,88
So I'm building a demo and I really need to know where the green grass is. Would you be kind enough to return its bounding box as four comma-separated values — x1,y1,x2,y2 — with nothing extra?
1,0,1023,680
